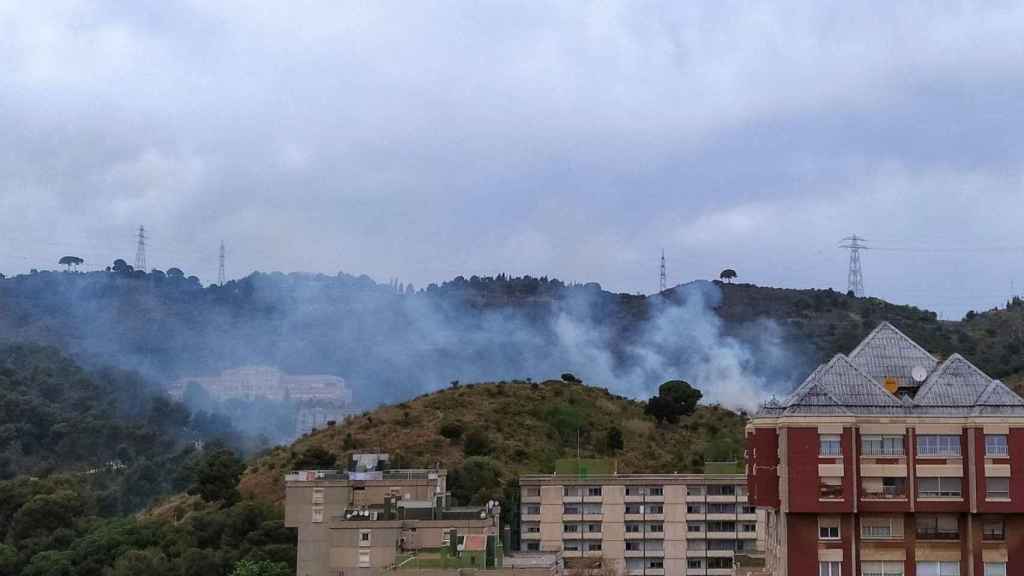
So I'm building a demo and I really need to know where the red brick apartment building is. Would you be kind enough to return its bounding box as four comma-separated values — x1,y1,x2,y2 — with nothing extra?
746,322,1024,576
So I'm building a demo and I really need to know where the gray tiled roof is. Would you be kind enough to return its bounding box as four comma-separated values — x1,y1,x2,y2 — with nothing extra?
756,322,1024,418
914,354,993,406
848,322,938,389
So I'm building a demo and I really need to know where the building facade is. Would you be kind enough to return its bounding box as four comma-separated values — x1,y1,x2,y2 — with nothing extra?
519,474,764,576
284,458,506,576
747,322,1024,576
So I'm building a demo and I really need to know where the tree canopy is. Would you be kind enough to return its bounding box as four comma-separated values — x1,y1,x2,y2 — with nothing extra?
644,380,703,424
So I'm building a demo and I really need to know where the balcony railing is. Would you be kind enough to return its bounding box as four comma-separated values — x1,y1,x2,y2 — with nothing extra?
861,486,906,499
916,530,959,541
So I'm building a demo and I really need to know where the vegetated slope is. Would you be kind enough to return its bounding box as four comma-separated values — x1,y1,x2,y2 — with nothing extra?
241,378,746,506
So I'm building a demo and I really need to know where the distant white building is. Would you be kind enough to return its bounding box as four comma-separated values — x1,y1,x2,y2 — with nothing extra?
169,366,355,435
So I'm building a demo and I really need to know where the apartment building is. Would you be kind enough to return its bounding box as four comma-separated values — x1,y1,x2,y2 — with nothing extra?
519,474,764,576
285,455,504,576
747,322,1024,576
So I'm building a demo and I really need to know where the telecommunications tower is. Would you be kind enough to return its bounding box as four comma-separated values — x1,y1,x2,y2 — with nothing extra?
839,235,867,297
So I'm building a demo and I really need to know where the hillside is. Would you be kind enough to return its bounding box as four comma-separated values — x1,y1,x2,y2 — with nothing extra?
241,378,746,506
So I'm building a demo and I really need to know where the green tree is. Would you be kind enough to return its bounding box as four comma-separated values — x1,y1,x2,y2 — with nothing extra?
448,456,502,505
719,269,737,283
110,549,172,576
0,543,16,575
605,426,624,452
188,446,245,505
58,256,84,271
644,380,702,424
229,559,292,576
462,428,493,457
292,446,337,470
439,420,464,441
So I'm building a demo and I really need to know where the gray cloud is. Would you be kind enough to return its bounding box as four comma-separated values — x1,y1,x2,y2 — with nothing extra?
3,2,1024,317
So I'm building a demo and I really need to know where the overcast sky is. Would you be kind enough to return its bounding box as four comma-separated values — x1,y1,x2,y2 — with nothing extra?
3,2,1024,318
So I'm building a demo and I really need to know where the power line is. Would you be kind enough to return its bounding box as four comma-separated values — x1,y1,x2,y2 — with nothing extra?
839,234,867,297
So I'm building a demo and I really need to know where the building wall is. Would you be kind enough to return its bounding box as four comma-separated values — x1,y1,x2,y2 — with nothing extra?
746,428,779,509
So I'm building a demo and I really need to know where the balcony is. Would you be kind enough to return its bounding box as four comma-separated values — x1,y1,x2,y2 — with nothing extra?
627,569,664,576
521,514,540,522
624,549,665,558
563,495,603,503
625,514,665,522
705,513,738,522
916,530,960,541
625,494,665,503
706,532,740,539
521,532,541,540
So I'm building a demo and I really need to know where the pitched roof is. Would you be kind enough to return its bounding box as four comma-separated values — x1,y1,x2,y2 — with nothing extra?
848,322,938,389
782,354,900,415
756,322,1024,418
914,354,992,406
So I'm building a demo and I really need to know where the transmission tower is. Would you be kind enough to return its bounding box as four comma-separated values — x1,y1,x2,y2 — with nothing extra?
218,241,226,286
658,250,667,292
134,226,147,271
839,235,867,297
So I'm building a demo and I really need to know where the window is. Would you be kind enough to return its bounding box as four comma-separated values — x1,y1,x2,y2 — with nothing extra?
687,522,703,533
587,542,602,552
585,523,601,533
707,558,733,570
524,524,540,533
862,477,907,499
917,435,961,457
708,503,735,514
563,504,580,515
982,519,1005,541
687,503,703,514
687,485,704,496
525,505,540,515
741,522,757,532
862,435,905,456
820,434,842,456
358,550,371,568
985,435,1008,457
916,515,958,540
707,521,735,532
524,487,541,497
625,523,640,533
312,487,325,504
986,477,1010,499
916,562,960,576
625,504,641,514
359,529,371,546
818,516,840,540
526,542,539,551
819,476,843,499
862,561,904,576
861,516,900,539
819,561,841,576
647,523,663,533
649,486,664,496
707,484,735,496
742,505,756,514
563,524,578,533
312,506,324,523
563,541,579,551
918,477,962,498
984,563,1007,576
687,559,703,569
587,487,602,497
625,541,641,551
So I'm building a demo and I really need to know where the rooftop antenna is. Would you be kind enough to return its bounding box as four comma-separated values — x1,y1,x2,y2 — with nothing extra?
218,241,226,286
658,249,667,292
839,235,867,297
134,226,147,271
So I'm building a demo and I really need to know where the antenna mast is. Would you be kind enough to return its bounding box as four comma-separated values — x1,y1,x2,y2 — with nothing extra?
659,250,667,292
134,226,147,271
839,235,867,297
218,241,226,286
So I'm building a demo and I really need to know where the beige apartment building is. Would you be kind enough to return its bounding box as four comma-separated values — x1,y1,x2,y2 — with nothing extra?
285,455,565,576
519,474,764,576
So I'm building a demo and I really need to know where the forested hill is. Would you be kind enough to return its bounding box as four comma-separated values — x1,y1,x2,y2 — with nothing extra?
3,267,1024,406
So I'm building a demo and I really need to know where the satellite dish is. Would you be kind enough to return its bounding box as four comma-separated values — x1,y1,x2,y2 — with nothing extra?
912,366,928,383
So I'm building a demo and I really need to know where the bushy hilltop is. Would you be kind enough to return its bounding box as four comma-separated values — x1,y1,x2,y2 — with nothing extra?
241,378,746,506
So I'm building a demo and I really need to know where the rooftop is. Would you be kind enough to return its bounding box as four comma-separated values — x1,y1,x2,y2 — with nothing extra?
757,322,1024,418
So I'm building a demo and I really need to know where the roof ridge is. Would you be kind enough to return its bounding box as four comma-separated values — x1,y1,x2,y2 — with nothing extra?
835,353,904,405
848,321,938,364
914,353,993,406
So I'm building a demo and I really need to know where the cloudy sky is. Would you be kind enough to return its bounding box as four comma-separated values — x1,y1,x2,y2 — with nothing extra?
3,1,1024,318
